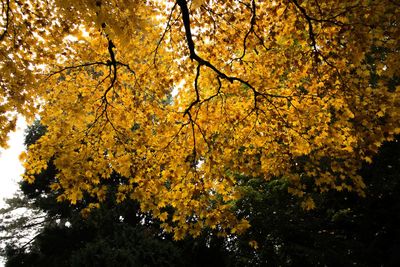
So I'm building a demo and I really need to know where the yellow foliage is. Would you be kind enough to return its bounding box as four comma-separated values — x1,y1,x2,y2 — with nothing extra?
249,240,259,250
0,0,399,238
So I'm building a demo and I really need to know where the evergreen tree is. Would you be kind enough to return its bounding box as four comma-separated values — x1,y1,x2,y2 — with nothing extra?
229,137,400,266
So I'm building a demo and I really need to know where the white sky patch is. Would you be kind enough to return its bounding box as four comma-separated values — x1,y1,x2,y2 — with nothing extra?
63,34,79,42
172,79,185,98
0,117,27,208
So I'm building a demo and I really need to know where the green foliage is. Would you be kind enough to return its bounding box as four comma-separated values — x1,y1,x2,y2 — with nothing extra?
23,120,47,148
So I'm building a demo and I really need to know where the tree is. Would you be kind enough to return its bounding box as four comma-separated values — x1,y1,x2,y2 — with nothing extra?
1,0,399,238
227,136,400,266
3,128,400,267
2,122,229,267
1,122,183,267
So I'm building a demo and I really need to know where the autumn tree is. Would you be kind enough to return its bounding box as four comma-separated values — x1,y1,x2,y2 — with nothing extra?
1,0,399,238
3,124,400,266
2,121,236,267
1,122,186,267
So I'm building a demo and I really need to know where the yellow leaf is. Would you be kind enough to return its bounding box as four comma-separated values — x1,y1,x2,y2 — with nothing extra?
276,6,286,16
158,212,168,222
364,156,373,164
249,240,259,249
192,0,206,9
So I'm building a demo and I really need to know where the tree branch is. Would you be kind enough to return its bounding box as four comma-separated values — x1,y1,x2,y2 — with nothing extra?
102,38,118,102
290,0,319,62
176,0,288,113
0,0,10,41
153,2,178,66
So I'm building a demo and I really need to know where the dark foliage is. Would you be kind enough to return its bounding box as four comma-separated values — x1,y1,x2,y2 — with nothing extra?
230,137,400,266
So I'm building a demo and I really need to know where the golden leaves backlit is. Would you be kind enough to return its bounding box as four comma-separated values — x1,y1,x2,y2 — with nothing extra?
1,0,399,239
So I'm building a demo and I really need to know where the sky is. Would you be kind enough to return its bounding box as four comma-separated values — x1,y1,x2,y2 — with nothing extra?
0,118,26,266
0,117,26,208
